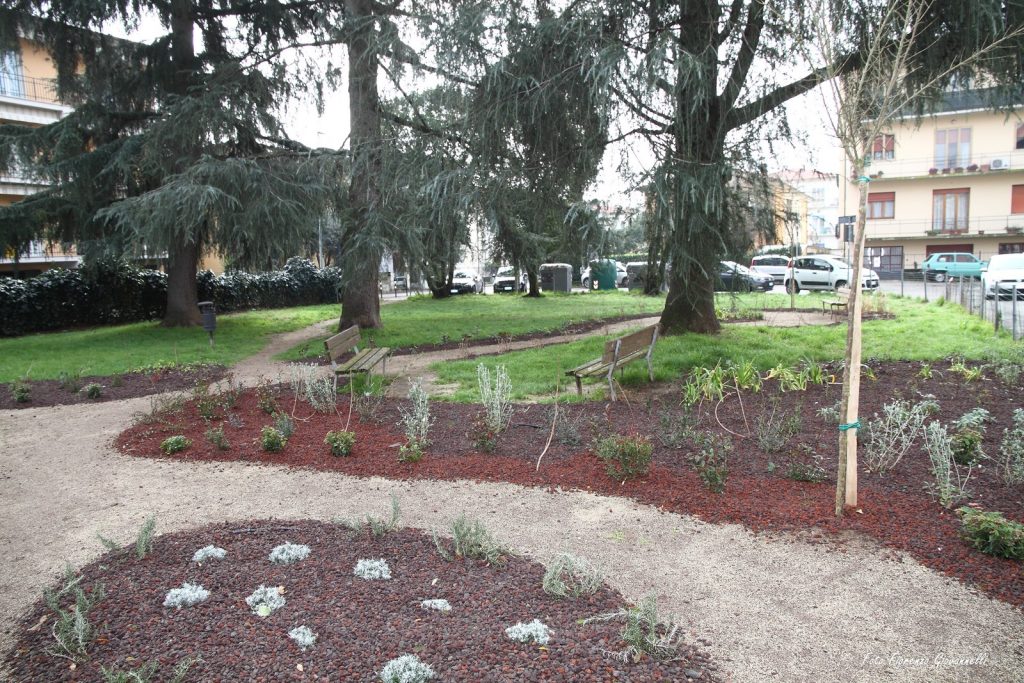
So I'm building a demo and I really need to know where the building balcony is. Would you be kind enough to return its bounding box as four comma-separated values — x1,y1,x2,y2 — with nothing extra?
0,73,60,105
865,214,1024,241
0,240,80,265
858,150,1024,181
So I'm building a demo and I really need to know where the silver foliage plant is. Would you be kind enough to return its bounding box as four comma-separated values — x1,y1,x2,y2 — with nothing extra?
269,542,311,565
419,599,452,612
378,654,435,683
399,382,432,446
542,553,602,599
246,585,286,617
863,398,938,473
163,582,210,609
999,409,1024,485
354,558,392,580
192,545,227,563
924,421,973,508
504,619,552,645
288,625,317,651
288,363,336,414
476,364,513,433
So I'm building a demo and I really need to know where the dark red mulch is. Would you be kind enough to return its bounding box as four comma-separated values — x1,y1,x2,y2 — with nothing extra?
114,360,1024,609
4,521,717,682
1,366,227,410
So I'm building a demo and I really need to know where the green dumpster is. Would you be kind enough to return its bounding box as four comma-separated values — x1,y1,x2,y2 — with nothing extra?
590,259,619,290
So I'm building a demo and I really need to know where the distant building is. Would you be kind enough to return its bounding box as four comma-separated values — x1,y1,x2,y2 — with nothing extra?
774,169,840,251
841,87,1024,276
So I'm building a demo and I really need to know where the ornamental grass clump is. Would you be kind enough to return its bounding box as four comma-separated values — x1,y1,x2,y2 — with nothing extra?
433,515,505,564
594,433,653,480
192,545,227,563
246,585,286,617
163,582,210,609
957,507,1024,560
324,430,356,457
419,599,452,612
378,654,435,683
269,542,310,565
160,435,191,454
505,619,551,645
288,625,317,651
542,553,602,598
354,558,392,580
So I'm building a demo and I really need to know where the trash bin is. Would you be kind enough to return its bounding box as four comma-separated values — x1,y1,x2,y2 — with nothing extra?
197,301,216,347
540,263,573,292
590,260,619,291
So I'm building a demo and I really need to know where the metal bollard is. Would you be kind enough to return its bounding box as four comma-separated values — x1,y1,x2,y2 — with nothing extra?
198,301,216,348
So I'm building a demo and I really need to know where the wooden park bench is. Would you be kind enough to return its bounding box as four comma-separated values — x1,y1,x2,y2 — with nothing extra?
324,325,391,390
566,324,659,401
822,286,851,321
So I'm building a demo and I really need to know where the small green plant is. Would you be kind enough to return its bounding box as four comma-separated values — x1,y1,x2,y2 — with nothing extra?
160,435,191,455
288,363,336,414
191,382,219,420
785,445,827,483
542,553,602,598
324,429,356,456
950,408,991,466
799,359,828,385
435,514,505,564
58,368,83,393
582,595,682,663
269,542,311,564
767,364,808,392
81,382,103,399
681,363,728,406
817,400,841,423
690,433,730,493
205,426,230,450
261,426,287,452
957,507,1024,560
110,373,124,388
353,374,389,423
10,380,30,403
255,377,279,414
273,412,295,438
398,382,431,461
100,655,200,683
753,400,801,453
477,363,513,433
923,421,973,508
728,359,763,392
656,412,696,449
950,358,984,382
998,409,1024,485
219,375,245,408
594,433,653,480
133,394,186,426
43,565,104,663
132,514,157,559
469,415,499,452
917,363,934,380
505,619,551,644
863,398,935,473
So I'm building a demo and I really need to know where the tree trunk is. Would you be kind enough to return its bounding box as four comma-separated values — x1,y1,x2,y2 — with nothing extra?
162,240,201,327
660,260,720,334
525,268,540,297
339,0,383,330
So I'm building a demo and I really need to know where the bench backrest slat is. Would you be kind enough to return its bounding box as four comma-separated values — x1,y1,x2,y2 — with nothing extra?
601,324,658,364
325,326,361,361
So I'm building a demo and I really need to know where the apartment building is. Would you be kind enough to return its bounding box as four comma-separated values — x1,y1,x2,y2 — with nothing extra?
773,169,840,251
0,35,78,275
841,87,1024,276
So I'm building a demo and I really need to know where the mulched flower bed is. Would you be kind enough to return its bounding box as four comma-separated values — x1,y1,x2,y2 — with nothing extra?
1,365,226,410
115,359,1024,609
4,521,716,681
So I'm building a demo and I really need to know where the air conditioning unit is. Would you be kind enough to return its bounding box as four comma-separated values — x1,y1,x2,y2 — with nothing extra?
990,157,1011,170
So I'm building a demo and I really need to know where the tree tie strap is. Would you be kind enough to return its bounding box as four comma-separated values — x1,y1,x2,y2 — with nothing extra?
857,175,871,184
838,420,861,432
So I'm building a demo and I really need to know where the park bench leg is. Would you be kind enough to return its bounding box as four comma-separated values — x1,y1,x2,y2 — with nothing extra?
575,375,583,396
607,364,617,402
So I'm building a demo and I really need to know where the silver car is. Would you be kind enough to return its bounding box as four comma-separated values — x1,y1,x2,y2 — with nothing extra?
785,256,880,293
749,254,791,283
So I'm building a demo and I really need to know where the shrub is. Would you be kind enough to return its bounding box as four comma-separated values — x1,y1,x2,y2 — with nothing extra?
10,380,30,403
246,585,286,617
505,619,551,645
583,595,682,663
269,542,310,565
754,401,801,453
324,430,356,457
261,426,287,452
863,398,935,473
288,625,317,651
957,507,1024,560
192,545,227,563
435,515,505,564
594,433,653,480
205,426,230,450
999,409,1024,485
378,654,435,683
163,583,210,609
924,422,973,508
477,364,513,433
59,368,82,393
82,382,103,399
273,412,295,438
951,408,991,466
542,553,602,598
192,383,219,420
289,363,336,414
398,383,432,458
160,436,191,455
420,599,452,612
354,558,392,580
690,433,730,493
255,378,280,415
785,445,827,483
468,415,499,452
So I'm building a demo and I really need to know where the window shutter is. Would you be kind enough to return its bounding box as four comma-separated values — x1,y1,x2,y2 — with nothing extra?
1012,185,1024,214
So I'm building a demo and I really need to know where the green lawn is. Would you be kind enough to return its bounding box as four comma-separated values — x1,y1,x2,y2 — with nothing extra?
431,294,1021,401
0,304,339,382
276,291,668,361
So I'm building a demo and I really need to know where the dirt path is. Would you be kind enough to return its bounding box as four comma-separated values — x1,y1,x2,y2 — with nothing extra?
2,395,1022,682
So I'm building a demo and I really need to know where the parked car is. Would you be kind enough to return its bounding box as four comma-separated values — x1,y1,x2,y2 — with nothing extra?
581,261,628,289
493,266,526,293
784,256,880,293
921,252,986,281
449,271,480,294
716,261,774,292
982,253,1024,299
749,254,791,283
393,274,408,292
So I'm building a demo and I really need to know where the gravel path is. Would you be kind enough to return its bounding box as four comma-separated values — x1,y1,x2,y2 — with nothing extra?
2,395,1022,682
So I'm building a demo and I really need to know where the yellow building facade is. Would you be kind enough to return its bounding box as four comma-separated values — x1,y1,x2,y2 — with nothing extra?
841,89,1024,274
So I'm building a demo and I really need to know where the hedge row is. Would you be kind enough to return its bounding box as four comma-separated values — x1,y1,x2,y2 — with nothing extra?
0,258,342,337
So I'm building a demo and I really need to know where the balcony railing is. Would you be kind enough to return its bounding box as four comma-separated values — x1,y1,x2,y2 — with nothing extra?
0,72,60,105
864,214,1024,239
857,150,1024,180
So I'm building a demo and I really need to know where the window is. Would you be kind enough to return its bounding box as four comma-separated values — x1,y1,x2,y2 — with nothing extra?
872,134,895,160
934,128,971,168
932,189,970,232
1013,185,1024,214
1016,123,1024,150
0,50,24,98
867,192,895,219
1000,243,1024,255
